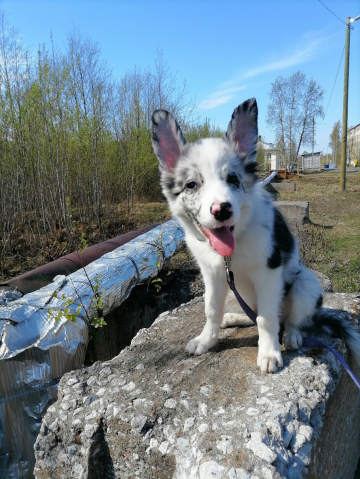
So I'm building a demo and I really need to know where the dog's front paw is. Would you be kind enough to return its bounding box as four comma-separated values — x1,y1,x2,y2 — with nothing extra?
186,336,214,355
257,348,283,373
283,328,303,350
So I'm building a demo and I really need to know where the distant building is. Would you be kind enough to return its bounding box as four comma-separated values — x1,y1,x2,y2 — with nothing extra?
258,137,284,170
347,123,360,165
301,152,321,169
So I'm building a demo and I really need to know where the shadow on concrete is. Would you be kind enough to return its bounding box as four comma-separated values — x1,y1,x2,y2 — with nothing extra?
88,420,115,479
85,268,204,364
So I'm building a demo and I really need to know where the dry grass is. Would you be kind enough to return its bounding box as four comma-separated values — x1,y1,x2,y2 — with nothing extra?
0,202,171,282
129,202,171,226
135,174,360,293
279,171,360,292
2,173,359,294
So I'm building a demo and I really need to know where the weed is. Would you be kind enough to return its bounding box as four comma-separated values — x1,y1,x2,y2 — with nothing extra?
297,224,329,268
48,293,81,323
150,235,165,293
47,199,106,329
91,274,107,328
149,230,174,294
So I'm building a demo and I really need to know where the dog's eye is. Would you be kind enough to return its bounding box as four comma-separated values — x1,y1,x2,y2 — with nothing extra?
186,181,197,190
226,173,240,188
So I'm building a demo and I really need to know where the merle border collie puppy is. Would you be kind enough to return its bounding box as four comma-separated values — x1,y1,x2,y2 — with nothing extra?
151,98,360,373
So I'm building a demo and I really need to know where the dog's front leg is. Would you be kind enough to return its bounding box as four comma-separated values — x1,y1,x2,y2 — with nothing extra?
186,270,227,355
253,269,283,373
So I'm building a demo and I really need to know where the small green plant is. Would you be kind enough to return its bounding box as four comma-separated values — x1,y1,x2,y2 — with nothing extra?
48,293,81,323
91,274,107,328
151,277,163,293
48,272,106,328
47,198,106,329
150,232,166,293
79,233,88,252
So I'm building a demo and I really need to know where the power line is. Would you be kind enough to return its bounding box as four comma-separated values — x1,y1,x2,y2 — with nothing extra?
317,0,348,26
325,44,345,116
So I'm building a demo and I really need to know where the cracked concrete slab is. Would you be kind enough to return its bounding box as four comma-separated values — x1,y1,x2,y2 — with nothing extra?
34,293,360,479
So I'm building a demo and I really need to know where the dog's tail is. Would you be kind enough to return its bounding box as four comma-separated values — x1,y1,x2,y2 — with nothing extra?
310,309,360,366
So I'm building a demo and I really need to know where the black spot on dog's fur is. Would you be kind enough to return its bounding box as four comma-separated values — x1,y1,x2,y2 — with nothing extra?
283,269,301,296
267,208,294,269
284,282,293,296
263,197,272,206
316,295,323,309
163,176,175,190
244,161,259,176
161,175,182,198
267,246,282,269
312,310,352,342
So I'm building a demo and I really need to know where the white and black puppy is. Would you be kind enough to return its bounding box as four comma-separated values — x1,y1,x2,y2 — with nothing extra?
151,98,360,373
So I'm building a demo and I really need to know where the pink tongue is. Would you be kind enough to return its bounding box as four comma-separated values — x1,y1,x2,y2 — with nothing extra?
202,226,235,256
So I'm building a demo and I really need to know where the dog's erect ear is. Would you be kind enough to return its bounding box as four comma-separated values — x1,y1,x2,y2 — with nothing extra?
225,98,258,163
151,110,186,170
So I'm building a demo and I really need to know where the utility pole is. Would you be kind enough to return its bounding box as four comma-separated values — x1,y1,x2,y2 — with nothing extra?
340,14,360,190
312,117,314,167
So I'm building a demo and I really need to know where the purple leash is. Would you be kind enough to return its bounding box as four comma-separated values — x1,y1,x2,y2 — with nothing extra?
224,257,360,391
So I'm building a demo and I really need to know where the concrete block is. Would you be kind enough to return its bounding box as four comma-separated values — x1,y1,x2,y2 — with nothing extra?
34,293,360,479
277,201,309,232
271,182,297,192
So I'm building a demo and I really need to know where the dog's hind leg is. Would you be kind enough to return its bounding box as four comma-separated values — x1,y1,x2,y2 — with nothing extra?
186,269,228,355
283,268,322,350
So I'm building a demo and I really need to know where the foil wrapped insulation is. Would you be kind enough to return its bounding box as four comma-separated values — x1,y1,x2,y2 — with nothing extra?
0,219,184,478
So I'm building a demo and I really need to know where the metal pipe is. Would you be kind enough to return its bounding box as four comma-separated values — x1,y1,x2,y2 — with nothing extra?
0,223,162,296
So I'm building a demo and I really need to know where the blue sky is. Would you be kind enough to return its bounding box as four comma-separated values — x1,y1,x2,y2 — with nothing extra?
1,0,359,154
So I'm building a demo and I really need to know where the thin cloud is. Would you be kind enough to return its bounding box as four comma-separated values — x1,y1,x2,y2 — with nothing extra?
198,96,233,110
199,31,340,110
198,85,247,110
237,33,338,82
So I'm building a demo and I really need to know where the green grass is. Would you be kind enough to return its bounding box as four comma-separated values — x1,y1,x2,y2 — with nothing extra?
279,171,360,292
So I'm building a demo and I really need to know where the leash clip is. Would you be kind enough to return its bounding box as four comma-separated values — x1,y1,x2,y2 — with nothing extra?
224,256,232,284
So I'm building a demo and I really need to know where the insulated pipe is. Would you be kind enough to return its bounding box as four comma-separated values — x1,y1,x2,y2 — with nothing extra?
262,171,278,185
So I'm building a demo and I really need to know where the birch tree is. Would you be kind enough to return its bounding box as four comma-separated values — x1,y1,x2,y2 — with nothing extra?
0,15,199,275
266,71,325,167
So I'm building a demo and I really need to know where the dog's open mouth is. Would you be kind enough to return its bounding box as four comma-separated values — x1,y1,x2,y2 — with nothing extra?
199,225,235,257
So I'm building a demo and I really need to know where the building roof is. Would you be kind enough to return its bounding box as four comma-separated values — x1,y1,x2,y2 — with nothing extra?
301,151,322,158
348,123,360,133
259,140,276,150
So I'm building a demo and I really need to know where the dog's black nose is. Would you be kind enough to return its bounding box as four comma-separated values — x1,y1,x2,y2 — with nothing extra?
210,202,233,222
